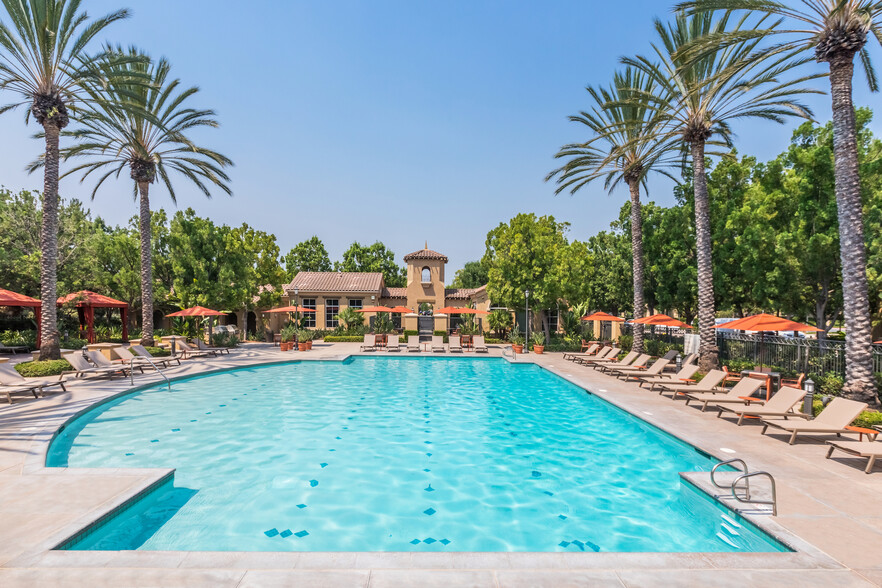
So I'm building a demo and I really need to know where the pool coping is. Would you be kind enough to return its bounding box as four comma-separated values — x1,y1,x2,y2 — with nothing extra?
2,345,876,586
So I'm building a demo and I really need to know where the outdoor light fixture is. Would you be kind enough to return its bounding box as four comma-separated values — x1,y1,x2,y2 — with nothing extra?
676,353,682,371
803,378,815,416
524,290,531,354
81,345,88,359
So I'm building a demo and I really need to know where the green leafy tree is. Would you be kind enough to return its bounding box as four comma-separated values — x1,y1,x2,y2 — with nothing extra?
626,10,817,371
0,0,135,358
58,48,232,346
233,225,284,334
483,213,570,341
547,66,679,354
675,0,882,401
450,260,489,289
335,241,406,287
487,309,513,339
283,236,332,280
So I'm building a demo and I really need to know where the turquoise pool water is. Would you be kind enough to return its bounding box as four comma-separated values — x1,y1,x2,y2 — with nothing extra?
48,357,786,552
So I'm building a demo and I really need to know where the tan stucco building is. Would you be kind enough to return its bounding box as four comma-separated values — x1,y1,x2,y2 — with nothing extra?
268,246,490,333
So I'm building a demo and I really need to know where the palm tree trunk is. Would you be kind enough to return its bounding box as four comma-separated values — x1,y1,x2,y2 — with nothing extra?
628,178,645,354
138,181,155,347
692,139,718,371
828,55,876,404
38,123,61,361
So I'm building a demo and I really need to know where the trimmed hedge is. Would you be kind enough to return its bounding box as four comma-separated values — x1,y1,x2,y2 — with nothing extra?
15,359,72,377
143,346,170,357
324,336,370,343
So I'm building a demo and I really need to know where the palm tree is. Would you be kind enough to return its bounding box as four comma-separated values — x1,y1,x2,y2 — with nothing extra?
546,67,681,354
0,0,131,359
675,1,882,408
624,11,818,371
58,48,232,347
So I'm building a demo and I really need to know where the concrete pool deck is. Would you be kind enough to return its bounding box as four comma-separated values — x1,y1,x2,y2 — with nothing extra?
0,342,880,587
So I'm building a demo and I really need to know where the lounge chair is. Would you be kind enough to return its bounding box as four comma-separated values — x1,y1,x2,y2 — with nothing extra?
196,339,231,355
0,363,60,403
610,358,670,380
61,353,129,380
431,336,446,353
448,335,463,353
0,342,29,354
598,353,649,374
564,343,599,361
682,377,765,412
385,335,401,352
716,386,810,426
87,351,143,376
473,335,489,353
584,349,629,367
761,397,869,444
360,334,376,352
114,346,168,370
657,369,726,398
572,346,613,365
639,363,700,390
406,336,420,352
826,440,882,473
130,344,182,366
176,340,215,359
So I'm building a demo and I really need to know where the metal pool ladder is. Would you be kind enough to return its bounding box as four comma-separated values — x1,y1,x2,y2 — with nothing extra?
130,357,171,391
711,458,777,516
502,346,516,361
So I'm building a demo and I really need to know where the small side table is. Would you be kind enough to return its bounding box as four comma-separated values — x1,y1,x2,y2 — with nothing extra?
845,426,879,442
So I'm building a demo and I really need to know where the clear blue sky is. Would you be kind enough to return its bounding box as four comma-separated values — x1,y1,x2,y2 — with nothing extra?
0,0,879,275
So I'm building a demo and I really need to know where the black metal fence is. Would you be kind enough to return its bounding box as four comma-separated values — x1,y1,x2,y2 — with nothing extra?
632,326,882,377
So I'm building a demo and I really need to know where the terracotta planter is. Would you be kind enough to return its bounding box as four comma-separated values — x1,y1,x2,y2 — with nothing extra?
280,342,288,351
512,344,524,354
533,345,545,354
306,340,313,350
298,343,308,351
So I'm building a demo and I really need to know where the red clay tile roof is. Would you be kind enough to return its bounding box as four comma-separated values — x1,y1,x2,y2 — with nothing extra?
403,248,448,262
381,287,407,298
285,272,383,294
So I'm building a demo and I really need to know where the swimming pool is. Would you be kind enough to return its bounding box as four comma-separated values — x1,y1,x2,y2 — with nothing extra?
48,357,786,552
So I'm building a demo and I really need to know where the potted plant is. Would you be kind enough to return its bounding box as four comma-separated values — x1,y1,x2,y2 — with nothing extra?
303,329,314,349
297,329,310,351
531,332,546,354
510,333,525,354
280,325,296,351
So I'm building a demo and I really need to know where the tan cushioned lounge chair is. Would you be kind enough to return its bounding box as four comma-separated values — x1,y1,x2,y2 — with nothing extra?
683,377,765,412
360,334,376,352
640,363,700,390
613,358,669,380
564,343,599,361
826,440,882,474
130,344,182,366
386,335,401,352
431,336,445,353
573,346,614,365
715,386,808,426
599,353,649,374
761,397,869,444
472,336,489,353
406,335,420,352
658,369,726,398
448,335,463,353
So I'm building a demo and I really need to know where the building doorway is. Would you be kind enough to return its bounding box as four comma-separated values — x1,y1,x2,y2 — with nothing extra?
418,303,434,341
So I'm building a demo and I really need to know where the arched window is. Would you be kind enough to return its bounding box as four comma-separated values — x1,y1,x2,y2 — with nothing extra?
421,267,431,283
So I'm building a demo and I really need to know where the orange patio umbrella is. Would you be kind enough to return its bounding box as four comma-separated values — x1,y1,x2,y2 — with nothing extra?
356,305,395,313
633,313,692,329
166,306,226,317
263,305,316,313
716,313,822,333
388,306,413,314
581,311,624,322
0,288,42,348
435,306,490,315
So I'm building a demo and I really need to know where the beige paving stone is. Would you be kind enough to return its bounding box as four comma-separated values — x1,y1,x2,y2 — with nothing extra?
0,567,246,588
239,569,370,588
496,570,624,587
778,517,882,570
616,569,875,587
368,569,497,587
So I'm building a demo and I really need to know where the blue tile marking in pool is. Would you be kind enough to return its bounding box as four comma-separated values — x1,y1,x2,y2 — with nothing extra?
47,357,789,553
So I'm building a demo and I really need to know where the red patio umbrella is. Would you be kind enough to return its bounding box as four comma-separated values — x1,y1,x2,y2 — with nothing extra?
0,288,42,347
166,306,227,343
633,313,692,329
716,313,822,371
356,305,395,313
263,305,316,313
388,306,413,314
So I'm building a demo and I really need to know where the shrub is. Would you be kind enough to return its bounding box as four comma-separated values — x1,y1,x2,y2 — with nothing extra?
854,410,882,429
60,336,88,350
15,359,72,377
816,372,844,396
324,336,370,343
143,346,170,357
211,333,239,348
1,329,37,351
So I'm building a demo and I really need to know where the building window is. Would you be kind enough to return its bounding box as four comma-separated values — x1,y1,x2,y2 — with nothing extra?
326,299,339,328
302,298,316,328
549,309,559,333
421,267,431,283
348,298,362,310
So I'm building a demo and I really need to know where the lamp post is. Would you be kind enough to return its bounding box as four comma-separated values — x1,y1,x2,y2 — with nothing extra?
675,353,682,372
524,289,531,354
294,287,300,329
803,378,815,416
